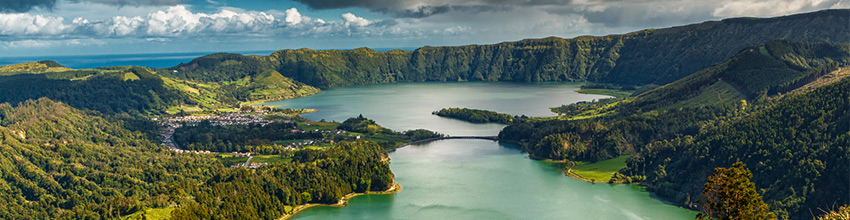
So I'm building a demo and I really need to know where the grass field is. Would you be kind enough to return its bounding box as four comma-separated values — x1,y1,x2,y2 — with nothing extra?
297,121,338,131
121,207,174,220
661,80,744,110
571,155,630,183
123,72,140,81
165,106,204,114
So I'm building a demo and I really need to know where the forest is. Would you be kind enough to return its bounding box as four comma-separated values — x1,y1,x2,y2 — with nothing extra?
0,67,188,114
433,107,524,124
499,41,850,219
0,98,394,219
337,115,444,148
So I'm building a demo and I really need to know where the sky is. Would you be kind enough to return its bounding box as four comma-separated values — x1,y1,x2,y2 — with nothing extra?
0,0,846,56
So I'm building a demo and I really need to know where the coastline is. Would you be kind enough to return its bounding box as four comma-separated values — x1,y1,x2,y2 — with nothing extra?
277,182,402,220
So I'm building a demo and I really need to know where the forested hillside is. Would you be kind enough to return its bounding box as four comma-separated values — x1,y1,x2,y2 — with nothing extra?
0,67,187,114
0,98,393,219
623,73,850,220
0,64,319,114
499,41,850,219
164,9,849,88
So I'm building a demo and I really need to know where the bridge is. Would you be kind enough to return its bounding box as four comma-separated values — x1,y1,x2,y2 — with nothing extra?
404,136,499,146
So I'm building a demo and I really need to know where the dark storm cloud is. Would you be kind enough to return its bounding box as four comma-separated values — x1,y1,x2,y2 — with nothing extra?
0,0,56,12
0,0,187,12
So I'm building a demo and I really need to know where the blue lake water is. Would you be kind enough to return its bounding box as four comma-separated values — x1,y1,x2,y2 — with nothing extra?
264,82,697,219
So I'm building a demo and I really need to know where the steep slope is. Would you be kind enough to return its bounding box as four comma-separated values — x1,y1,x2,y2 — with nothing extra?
500,41,849,161
164,9,849,88
499,41,850,219
622,78,850,219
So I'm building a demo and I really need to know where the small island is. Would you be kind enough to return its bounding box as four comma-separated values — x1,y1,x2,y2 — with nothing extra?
432,108,525,124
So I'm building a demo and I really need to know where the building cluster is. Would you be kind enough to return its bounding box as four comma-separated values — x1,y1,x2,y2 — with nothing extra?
172,149,212,154
154,111,284,151
150,110,361,169
230,162,269,169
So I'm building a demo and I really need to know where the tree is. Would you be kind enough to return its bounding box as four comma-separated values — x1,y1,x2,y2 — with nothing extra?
816,205,849,220
696,162,776,220
301,192,312,203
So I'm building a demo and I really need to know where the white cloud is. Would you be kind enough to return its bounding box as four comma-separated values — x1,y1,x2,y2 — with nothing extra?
713,0,838,17
0,13,69,35
0,5,403,40
341,13,371,27
285,8,302,25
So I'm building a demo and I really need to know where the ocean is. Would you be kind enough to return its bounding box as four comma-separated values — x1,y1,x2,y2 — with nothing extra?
0,48,415,69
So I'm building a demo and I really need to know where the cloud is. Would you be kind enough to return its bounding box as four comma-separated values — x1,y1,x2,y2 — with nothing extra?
0,5,405,41
0,13,69,35
285,8,302,24
1,0,842,55
291,0,846,31
341,13,370,27
0,0,187,13
713,0,841,17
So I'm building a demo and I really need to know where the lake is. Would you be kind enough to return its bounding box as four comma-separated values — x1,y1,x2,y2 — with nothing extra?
263,82,695,219
263,82,610,136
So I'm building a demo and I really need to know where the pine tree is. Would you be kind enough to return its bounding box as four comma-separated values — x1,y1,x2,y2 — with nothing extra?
696,162,776,220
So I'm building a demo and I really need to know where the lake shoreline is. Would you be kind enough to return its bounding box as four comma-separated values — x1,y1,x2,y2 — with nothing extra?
563,160,626,184
277,182,402,220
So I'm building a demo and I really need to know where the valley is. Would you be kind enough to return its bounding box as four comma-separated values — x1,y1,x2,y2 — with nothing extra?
0,8,847,220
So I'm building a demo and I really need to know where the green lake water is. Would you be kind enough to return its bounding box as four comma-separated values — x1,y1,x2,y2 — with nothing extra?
263,82,695,219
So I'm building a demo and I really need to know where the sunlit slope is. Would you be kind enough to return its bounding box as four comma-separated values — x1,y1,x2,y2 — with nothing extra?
0,60,71,75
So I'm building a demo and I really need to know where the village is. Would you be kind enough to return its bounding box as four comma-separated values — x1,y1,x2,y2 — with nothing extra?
152,109,357,169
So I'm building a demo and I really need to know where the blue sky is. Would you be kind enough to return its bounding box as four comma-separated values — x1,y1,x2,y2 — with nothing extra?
0,0,845,56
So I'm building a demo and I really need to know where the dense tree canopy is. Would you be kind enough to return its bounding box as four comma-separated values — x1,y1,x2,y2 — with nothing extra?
696,162,776,220
0,98,394,219
501,41,850,219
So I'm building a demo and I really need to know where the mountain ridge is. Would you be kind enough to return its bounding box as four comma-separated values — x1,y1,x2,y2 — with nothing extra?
162,9,849,88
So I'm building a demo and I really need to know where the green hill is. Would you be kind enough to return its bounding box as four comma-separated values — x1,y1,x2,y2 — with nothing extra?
499,41,850,219
500,41,849,161
0,64,320,114
622,77,850,219
162,9,849,88
0,67,189,114
0,60,71,75
0,98,394,219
